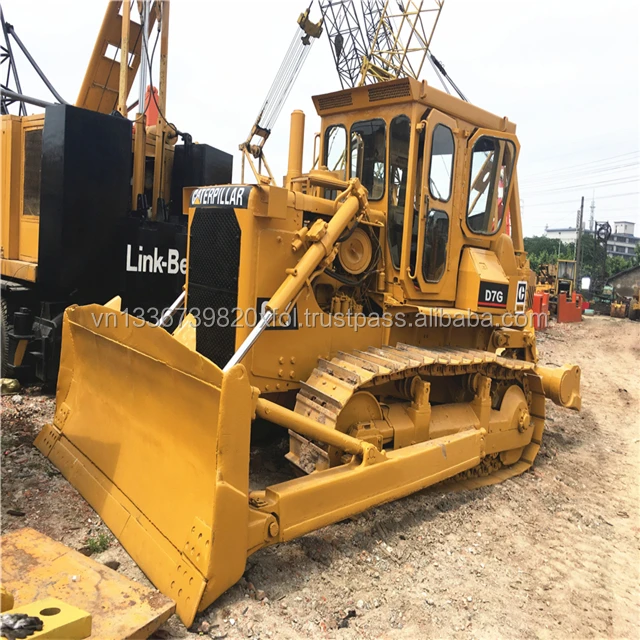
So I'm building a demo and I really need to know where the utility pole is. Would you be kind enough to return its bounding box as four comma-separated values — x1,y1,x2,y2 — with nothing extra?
589,193,595,231
575,196,584,284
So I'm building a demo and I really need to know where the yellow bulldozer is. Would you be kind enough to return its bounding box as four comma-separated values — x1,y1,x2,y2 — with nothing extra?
535,259,578,315
536,260,577,298
35,77,581,626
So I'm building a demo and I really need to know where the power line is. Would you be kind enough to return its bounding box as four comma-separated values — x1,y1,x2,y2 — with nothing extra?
523,176,639,195
523,191,640,208
522,161,639,187
525,150,640,179
538,206,638,214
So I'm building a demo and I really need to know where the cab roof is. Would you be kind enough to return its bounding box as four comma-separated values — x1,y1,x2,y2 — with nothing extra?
312,77,516,134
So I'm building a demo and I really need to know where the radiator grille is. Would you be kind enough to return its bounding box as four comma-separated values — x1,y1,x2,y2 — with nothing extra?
317,93,353,112
188,208,240,368
368,80,411,102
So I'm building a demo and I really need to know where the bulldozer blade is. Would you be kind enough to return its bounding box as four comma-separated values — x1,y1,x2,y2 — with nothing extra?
35,304,255,627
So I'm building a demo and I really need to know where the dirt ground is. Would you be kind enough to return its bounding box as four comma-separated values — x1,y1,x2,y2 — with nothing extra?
2,316,639,639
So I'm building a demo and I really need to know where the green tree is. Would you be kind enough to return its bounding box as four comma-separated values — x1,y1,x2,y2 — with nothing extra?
524,236,566,259
524,233,634,285
524,235,576,272
606,255,632,278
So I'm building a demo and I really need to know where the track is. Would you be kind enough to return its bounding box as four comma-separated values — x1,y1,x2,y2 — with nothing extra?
290,343,546,487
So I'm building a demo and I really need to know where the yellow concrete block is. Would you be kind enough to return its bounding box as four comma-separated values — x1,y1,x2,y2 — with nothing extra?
2,597,91,639
1,528,175,637
0,585,14,612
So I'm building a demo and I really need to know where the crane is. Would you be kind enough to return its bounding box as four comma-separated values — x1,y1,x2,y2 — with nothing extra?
359,0,443,85
319,0,369,89
0,4,68,115
320,0,467,100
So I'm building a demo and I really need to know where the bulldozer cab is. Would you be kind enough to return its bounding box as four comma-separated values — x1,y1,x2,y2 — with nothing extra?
315,78,522,308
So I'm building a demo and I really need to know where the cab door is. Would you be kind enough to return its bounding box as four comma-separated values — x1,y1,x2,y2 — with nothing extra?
18,120,43,263
407,109,458,300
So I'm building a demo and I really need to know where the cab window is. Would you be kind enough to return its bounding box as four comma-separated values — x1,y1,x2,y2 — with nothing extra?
23,129,43,216
557,261,575,280
324,125,347,178
350,118,385,200
496,141,516,223
467,136,516,235
387,115,410,269
429,124,454,202
422,210,449,282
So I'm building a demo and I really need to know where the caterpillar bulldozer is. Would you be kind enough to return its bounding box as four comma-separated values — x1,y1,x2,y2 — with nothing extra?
35,77,581,627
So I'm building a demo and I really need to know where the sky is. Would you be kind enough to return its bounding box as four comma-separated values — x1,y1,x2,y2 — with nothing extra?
3,0,639,238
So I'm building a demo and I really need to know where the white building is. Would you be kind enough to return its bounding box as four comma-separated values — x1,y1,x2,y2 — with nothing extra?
614,221,635,236
544,226,580,241
608,221,639,259
544,221,639,258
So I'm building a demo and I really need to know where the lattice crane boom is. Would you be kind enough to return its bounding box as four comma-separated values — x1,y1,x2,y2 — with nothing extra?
320,0,465,100
319,0,369,89
359,0,444,86
361,0,393,52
